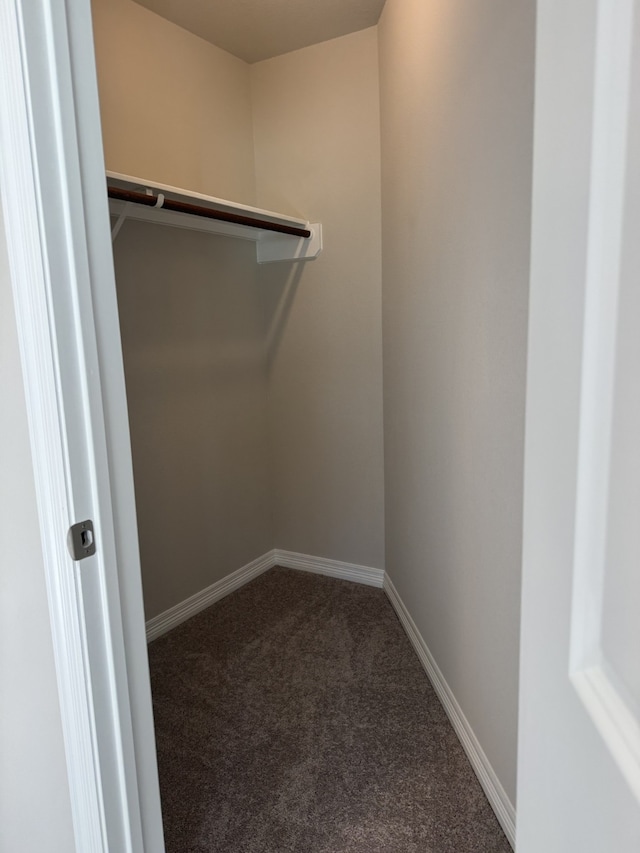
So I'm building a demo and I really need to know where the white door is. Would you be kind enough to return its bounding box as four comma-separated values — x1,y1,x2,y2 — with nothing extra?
517,0,640,849
0,0,164,850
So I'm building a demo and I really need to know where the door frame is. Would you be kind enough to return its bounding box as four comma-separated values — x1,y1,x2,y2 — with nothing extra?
0,0,164,850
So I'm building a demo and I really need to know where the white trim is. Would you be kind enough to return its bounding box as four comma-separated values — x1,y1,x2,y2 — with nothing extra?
383,573,517,849
146,551,384,641
274,550,385,587
572,665,640,803
568,0,640,804
0,1,163,850
146,551,277,642
0,5,106,847
144,555,513,845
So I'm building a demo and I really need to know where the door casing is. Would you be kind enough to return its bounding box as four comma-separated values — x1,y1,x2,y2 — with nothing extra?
0,0,164,849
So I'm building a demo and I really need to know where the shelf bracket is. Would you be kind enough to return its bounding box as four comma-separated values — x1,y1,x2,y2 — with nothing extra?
257,224,323,264
106,171,323,263
111,201,130,243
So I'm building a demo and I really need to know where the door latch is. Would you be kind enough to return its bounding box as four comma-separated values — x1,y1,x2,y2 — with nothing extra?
67,520,96,561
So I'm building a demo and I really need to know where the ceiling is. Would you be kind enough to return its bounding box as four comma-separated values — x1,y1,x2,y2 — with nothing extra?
133,0,386,64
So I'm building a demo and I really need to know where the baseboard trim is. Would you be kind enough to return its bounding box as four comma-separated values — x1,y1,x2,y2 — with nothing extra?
145,550,277,642
274,549,385,588
383,573,517,849
146,550,383,641
145,553,514,844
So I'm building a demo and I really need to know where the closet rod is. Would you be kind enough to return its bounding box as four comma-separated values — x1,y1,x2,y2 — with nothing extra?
107,186,312,238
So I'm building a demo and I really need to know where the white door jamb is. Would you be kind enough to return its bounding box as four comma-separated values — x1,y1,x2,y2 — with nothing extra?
0,0,164,850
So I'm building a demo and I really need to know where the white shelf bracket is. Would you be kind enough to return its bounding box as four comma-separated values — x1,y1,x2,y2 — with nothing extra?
111,201,130,242
106,171,323,263
257,223,323,264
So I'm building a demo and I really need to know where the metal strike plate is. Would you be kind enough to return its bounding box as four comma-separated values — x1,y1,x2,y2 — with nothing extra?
67,520,96,561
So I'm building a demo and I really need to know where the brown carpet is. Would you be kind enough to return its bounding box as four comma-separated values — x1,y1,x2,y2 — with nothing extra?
148,567,512,852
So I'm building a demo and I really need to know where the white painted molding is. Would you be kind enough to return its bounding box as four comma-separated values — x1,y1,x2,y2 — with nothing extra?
274,550,385,588
145,555,513,845
0,2,165,849
146,551,384,641
0,1,121,850
383,573,517,848
146,551,277,642
567,0,640,804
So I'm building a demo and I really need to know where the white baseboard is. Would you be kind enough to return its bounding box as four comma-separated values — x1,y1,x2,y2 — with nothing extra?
144,552,513,846
146,550,383,641
274,549,384,587
145,550,276,642
383,573,517,849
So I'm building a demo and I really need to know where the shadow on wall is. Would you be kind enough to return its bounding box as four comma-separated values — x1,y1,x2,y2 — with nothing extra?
261,259,307,372
110,218,325,618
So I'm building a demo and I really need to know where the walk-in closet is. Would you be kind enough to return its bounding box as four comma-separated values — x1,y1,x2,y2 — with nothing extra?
90,0,534,849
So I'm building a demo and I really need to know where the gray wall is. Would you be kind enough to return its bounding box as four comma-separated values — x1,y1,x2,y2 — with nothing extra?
92,0,256,205
95,0,274,620
96,14,386,623
378,0,535,804
252,28,385,569
113,224,272,620
3,1,538,844
0,206,75,851
98,1,532,818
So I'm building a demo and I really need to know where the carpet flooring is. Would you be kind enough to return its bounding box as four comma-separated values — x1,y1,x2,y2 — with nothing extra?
148,567,512,852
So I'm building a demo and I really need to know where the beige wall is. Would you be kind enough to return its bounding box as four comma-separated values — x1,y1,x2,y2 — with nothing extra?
0,207,75,851
113,223,272,619
95,13,532,820
5,0,536,841
252,28,385,568
92,0,256,205
96,8,386,609
379,0,534,804
93,0,275,619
